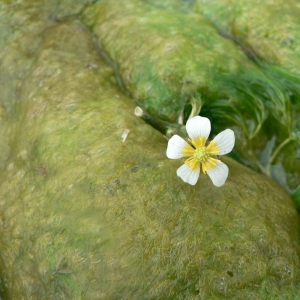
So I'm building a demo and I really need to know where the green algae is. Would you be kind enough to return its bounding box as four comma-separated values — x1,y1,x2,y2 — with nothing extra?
0,11,300,300
83,0,258,123
82,0,300,192
147,0,300,74
193,0,300,74
0,0,300,299
0,0,95,168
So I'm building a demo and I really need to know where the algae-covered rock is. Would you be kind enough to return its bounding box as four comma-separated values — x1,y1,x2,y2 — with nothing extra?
0,0,91,169
194,0,300,75
0,0,91,109
82,0,300,192
0,12,300,300
146,0,300,75
83,0,258,123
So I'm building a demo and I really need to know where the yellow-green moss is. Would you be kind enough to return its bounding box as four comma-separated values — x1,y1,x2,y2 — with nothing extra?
0,12,300,299
193,0,300,74
81,0,300,192
83,0,258,122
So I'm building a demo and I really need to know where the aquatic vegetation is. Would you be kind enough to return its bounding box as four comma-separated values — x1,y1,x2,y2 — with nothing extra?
0,0,299,299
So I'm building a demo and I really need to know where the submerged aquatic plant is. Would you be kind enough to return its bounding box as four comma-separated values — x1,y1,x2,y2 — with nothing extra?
166,116,235,187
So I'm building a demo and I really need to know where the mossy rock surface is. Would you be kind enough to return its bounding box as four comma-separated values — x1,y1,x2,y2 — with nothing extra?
0,1,300,299
82,0,300,192
193,0,300,74
83,0,258,123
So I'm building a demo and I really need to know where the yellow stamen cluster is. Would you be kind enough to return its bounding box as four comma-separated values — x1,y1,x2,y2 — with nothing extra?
183,138,220,174
193,147,208,162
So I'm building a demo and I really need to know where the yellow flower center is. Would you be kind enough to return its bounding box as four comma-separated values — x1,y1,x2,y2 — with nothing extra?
193,147,208,162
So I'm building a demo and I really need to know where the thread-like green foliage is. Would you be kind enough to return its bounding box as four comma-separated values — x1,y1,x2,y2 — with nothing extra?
200,65,300,191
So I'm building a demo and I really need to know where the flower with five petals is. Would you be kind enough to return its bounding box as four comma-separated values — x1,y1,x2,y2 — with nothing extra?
166,116,235,187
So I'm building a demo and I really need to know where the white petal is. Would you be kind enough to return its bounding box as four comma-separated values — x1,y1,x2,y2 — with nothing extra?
134,106,144,117
210,129,235,155
186,116,211,141
206,161,229,187
166,135,190,159
176,164,200,185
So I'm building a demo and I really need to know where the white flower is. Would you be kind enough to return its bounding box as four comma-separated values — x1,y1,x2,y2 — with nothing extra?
166,116,235,187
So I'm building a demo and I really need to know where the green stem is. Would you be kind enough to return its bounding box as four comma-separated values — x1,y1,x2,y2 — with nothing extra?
256,160,270,177
269,137,296,165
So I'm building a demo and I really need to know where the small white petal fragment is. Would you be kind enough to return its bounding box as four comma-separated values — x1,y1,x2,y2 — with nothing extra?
206,160,229,187
209,129,235,155
167,135,191,159
121,129,130,142
186,116,211,141
176,164,200,185
134,106,144,117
